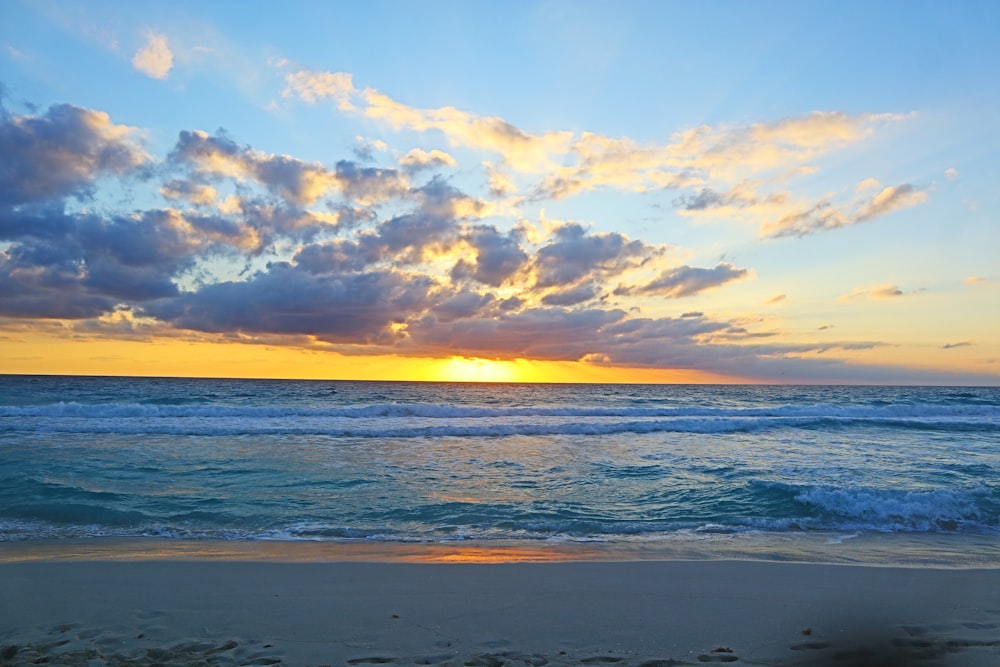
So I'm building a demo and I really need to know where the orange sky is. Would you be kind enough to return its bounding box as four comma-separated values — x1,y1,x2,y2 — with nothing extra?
1,331,733,383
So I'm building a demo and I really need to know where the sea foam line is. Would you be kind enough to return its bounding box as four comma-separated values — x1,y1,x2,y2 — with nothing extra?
2,414,997,437
2,401,997,420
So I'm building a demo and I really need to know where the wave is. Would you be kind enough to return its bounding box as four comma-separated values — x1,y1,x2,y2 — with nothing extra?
2,401,996,438
3,400,998,420
3,479,996,542
5,415,999,438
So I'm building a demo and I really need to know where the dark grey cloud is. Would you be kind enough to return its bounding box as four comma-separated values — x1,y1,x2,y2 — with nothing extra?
615,263,748,298
294,239,377,274
532,223,658,289
333,160,409,205
144,262,438,345
541,283,599,306
406,307,627,360
0,208,208,318
433,291,495,322
451,225,528,287
0,102,145,206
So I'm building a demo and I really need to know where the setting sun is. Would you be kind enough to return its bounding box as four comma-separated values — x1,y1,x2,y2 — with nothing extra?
434,356,521,383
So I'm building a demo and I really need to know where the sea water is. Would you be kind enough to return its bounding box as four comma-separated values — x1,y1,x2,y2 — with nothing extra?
1,376,997,564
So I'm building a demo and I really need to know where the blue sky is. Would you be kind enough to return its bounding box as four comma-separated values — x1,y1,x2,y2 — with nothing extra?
1,1,998,383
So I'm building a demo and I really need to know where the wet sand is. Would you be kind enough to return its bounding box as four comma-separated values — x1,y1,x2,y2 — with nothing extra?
2,547,999,666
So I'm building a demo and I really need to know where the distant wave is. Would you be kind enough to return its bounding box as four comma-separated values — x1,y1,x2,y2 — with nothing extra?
3,400,998,419
2,401,996,438
4,416,999,438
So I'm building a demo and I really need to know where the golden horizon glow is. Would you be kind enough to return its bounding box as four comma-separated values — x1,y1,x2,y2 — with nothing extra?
0,332,737,384
433,356,521,383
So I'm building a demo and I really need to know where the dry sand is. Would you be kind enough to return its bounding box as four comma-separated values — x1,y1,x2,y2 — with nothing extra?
2,546,999,666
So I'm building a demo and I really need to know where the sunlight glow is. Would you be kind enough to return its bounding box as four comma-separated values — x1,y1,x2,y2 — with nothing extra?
434,356,520,383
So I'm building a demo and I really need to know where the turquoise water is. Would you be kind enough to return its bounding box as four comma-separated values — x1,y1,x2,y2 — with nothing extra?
1,376,997,562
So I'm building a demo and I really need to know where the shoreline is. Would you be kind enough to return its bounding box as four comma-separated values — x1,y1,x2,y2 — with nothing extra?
2,532,999,568
3,557,1000,666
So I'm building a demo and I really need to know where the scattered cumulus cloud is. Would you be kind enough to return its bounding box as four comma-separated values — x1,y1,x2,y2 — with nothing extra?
399,148,457,171
132,30,174,79
945,168,959,180
0,102,147,206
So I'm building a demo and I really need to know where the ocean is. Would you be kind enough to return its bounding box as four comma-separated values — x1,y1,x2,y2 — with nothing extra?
1,375,998,565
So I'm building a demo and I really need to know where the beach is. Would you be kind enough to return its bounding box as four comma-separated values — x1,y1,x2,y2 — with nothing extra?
2,379,998,665
2,542,1000,667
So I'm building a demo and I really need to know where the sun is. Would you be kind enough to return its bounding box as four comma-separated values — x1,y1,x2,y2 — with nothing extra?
434,356,520,383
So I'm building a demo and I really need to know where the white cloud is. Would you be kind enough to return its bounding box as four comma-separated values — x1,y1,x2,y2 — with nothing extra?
132,30,174,80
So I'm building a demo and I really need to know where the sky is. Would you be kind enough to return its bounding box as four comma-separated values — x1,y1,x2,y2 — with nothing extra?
0,0,998,384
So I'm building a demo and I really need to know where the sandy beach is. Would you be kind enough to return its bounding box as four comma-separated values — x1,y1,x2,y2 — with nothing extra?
2,543,999,667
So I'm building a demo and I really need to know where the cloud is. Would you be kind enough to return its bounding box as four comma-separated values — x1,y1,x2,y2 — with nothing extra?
282,66,908,210
615,263,750,298
145,262,441,345
839,284,906,301
361,89,575,173
405,307,628,361
483,162,517,198
171,129,409,206
160,179,219,206
673,176,927,239
132,30,174,79
398,148,457,171
945,168,959,180
0,208,213,319
761,183,927,238
766,294,787,304
6,45,28,60
451,225,528,287
530,222,659,289
540,284,599,306
0,103,146,206
851,184,928,224
942,341,972,349
5,85,974,384
282,69,355,108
